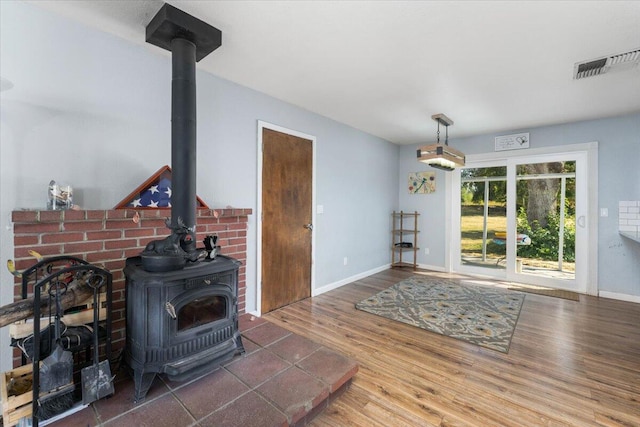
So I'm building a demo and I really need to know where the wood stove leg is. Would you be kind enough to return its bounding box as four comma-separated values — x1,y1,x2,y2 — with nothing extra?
133,371,156,403
235,334,245,355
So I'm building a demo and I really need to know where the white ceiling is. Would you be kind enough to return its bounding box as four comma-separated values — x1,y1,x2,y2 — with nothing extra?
27,0,640,145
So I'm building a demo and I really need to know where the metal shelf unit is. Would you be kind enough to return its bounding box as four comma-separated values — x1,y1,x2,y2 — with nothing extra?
391,211,419,269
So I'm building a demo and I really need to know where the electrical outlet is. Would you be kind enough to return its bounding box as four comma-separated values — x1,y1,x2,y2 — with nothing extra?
600,208,608,217
425,248,430,255
343,257,348,265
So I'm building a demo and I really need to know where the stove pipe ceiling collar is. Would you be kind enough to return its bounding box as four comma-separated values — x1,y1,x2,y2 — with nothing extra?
146,3,222,62
417,113,465,171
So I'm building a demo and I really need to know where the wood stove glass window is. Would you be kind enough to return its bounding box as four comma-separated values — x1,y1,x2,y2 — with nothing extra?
178,295,227,331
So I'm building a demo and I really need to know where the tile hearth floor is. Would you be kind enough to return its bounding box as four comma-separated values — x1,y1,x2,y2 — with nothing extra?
42,314,358,427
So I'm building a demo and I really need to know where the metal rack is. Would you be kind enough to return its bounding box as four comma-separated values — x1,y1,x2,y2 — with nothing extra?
15,256,112,427
391,211,419,269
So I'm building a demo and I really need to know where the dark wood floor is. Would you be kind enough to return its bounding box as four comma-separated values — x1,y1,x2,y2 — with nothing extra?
264,268,640,427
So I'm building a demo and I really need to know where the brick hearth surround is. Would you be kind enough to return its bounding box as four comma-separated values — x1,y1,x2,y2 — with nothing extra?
11,208,251,368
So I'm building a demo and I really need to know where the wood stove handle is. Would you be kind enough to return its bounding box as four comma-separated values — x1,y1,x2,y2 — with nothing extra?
165,301,177,319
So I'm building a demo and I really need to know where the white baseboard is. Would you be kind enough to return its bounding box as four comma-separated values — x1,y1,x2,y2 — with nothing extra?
312,264,390,296
598,291,640,304
417,263,447,272
312,263,449,296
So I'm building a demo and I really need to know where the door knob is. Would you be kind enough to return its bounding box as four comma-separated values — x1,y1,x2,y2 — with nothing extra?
304,223,314,231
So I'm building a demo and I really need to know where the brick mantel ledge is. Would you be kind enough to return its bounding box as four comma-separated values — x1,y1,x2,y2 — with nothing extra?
12,208,252,223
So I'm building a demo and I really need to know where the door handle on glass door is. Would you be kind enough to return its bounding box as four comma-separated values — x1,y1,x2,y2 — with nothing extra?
577,216,586,228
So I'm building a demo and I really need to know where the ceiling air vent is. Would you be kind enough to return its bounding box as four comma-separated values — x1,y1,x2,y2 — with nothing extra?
573,48,640,80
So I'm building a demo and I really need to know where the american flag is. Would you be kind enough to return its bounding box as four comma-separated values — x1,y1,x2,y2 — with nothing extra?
129,176,172,208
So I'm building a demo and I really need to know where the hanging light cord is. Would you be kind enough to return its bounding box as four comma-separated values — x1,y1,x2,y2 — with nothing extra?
445,123,449,146
436,120,449,146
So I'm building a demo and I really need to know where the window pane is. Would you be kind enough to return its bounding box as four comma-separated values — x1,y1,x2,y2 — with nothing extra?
516,161,575,279
460,167,507,269
178,296,226,332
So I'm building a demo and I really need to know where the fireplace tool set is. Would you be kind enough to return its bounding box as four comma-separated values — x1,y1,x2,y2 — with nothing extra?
1,256,113,427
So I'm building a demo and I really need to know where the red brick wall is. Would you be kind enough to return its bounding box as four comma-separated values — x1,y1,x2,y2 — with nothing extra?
11,208,251,367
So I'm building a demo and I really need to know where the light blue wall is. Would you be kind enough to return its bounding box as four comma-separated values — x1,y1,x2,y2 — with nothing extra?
0,1,399,370
399,113,640,298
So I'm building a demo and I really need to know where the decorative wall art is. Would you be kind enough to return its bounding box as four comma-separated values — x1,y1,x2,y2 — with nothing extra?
495,132,530,151
408,171,436,194
115,165,209,209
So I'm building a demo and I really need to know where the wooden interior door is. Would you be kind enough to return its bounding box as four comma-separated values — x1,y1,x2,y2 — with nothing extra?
261,128,313,313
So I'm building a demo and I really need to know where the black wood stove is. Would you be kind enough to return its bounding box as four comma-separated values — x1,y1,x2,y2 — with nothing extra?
125,255,243,402
124,4,244,402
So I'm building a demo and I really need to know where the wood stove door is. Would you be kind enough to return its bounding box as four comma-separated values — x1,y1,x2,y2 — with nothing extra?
261,127,313,313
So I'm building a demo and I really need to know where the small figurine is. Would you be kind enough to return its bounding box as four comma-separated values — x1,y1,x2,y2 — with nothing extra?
203,234,220,259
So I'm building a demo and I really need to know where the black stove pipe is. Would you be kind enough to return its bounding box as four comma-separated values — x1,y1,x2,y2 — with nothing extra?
171,38,197,252
141,3,222,271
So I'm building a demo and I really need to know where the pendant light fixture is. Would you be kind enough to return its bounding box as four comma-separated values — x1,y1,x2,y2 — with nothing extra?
416,113,465,171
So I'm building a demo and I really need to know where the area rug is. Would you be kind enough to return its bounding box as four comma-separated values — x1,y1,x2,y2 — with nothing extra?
355,276,525,353
507,285,580,301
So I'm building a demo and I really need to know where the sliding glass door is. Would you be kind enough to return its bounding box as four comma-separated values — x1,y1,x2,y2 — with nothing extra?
460,166,507,271
514,160,576,281
452,149,591,292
